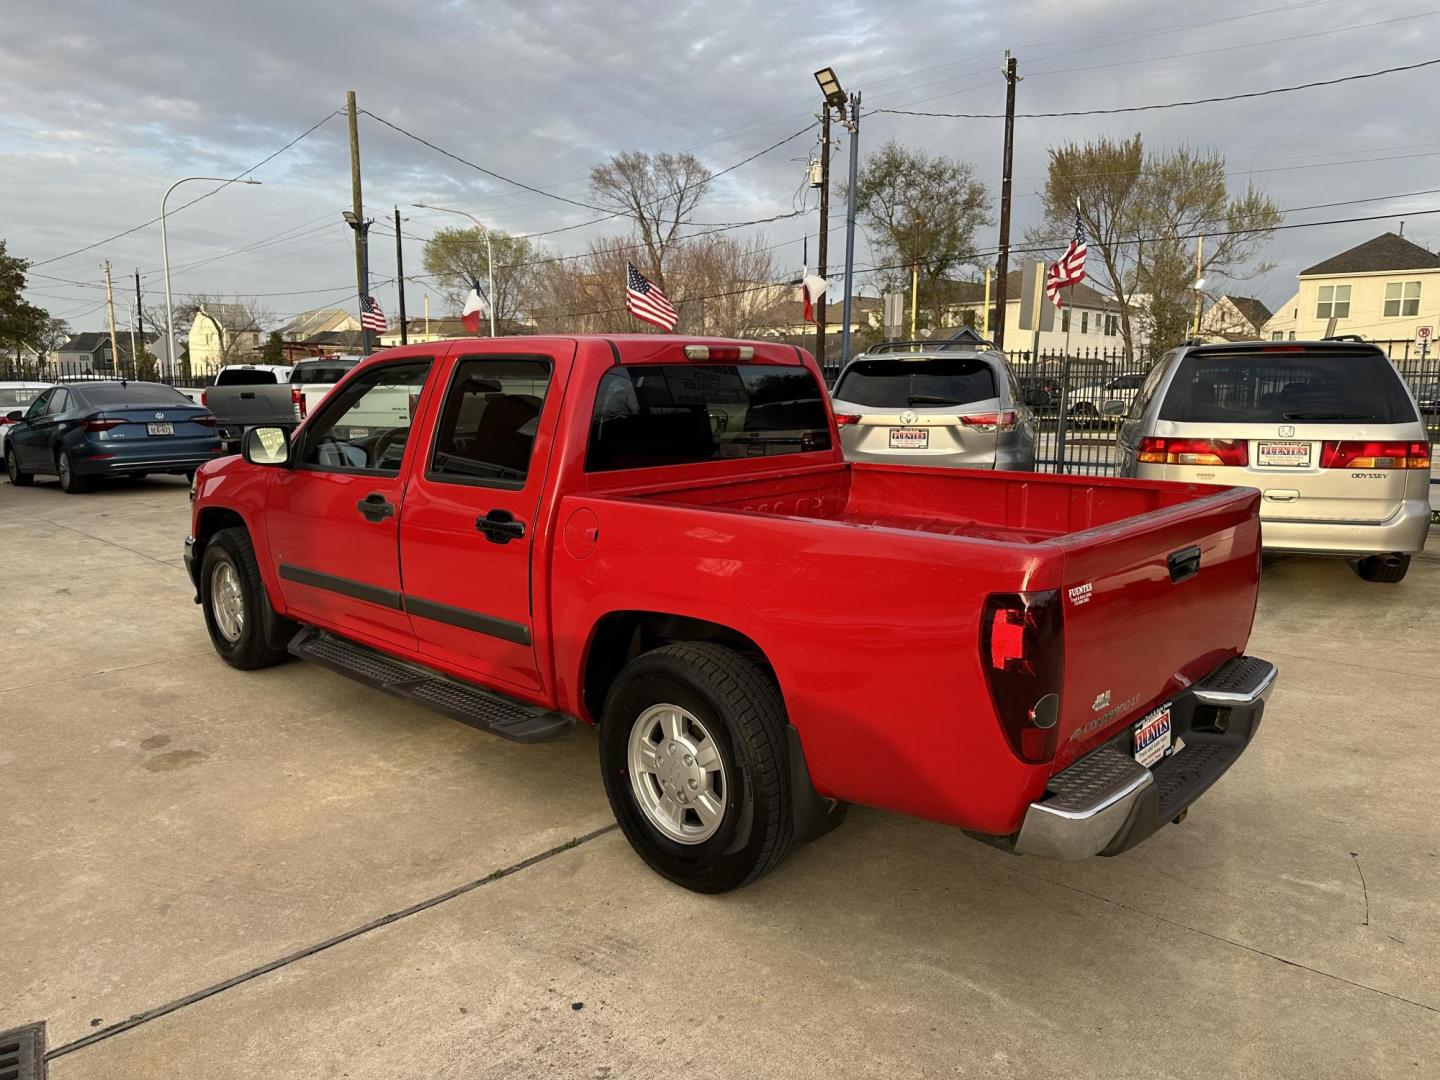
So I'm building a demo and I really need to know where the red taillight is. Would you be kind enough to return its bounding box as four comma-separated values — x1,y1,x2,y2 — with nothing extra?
1319,440,1431,470
682,344,755,361
200,388,208,407
0,416,13,425
834,413,861,426
292,386,307,421
194,415,217,428
980,590,1064,764
84,418,123,432
959,409,1018,433
1136,436,1248,467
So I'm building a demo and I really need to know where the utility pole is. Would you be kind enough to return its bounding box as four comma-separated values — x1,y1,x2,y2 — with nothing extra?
1191,235,1206,337
394,206,408,345
993,51,1020,350
816,105,831,368
134,269,145,372
839,91,861,366
102,261,121,374
345,90,373,355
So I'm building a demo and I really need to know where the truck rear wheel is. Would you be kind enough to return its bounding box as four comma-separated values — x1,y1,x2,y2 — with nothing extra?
599,642,794,893
200,526,291,670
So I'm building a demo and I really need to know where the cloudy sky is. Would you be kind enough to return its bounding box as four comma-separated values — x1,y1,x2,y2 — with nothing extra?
4,0,1438,333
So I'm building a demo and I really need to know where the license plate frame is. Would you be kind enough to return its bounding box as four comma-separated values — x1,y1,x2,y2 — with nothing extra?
1133,705,1172,769
1256,440,1311,468
888,427,928,449
147,422,174,436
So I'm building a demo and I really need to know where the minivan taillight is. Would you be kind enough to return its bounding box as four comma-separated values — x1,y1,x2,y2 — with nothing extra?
292,386,307,421
1319,440,1430,470
959,409,1018,432
1136,436,1248,467
979,590,1064,764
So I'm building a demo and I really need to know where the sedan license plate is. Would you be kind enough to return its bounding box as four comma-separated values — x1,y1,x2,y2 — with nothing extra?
889,427,928,449
1256,440,1310,468
147,422,174,436
1133,706,1172,768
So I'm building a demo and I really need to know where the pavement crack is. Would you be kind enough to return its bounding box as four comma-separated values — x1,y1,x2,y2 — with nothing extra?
44,824,618,1062
28,513,179,568
1350,851,1371,927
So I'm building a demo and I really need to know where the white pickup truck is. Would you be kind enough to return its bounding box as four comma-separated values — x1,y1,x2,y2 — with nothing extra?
198,358,362,450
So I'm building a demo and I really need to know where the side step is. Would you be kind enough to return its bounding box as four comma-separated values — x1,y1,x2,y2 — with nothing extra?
288,628,572,743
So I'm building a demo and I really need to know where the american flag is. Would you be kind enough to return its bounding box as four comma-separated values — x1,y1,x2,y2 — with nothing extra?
360,295,388,333
1045,205,1087,308
625,263,677,332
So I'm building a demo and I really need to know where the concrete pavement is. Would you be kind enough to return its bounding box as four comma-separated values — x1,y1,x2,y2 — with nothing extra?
2,473,1437,1079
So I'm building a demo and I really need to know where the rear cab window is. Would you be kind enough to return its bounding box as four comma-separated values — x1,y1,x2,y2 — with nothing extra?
586,363,832,472
215,368,281,386
291,360,355,385
1159,348,1418,425
833,357,997,408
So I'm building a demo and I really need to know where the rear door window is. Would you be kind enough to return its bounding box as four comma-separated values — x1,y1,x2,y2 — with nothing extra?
587,363,831,472
429,358,552,487
1159,349,1418,424
833,357,996,408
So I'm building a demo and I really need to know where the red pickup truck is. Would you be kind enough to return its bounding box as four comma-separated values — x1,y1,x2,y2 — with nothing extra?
186,336,1276,892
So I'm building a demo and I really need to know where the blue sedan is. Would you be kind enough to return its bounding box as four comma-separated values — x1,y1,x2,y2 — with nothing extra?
4,381,223,493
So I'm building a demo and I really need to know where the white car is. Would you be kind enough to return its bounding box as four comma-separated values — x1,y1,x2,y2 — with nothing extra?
1067,372,1145,422
0,381,54,462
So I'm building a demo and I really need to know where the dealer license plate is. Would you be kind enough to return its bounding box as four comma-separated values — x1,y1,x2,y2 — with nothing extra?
1256,440,1310,468
1133,705,1172,768
147,422,174,436
889,427,928,449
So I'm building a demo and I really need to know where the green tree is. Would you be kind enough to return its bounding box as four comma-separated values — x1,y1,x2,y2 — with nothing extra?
421,228,543,331
0,239,47,362
260,330,284,364
850,140,991,330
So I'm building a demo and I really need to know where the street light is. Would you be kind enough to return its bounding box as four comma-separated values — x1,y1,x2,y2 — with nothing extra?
413,203,497,337
161,176,262,380
814,67,847,112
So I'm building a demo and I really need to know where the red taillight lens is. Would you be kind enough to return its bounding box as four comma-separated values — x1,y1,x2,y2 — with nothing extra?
959,409,1018,433
1319,440,1430,469
833,413,861,426
84,418,123,432
292,386,307,421
193,415,217,428
1136,436,1248,466
200,388,208,407
980,590,1064,764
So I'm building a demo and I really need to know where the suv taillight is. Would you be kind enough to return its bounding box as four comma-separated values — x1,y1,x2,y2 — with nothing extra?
292,386,307,421
1320,440,1430,469
1137,436,1248,466
959,409,1018,432
833,413,860,426
979,590,1064,764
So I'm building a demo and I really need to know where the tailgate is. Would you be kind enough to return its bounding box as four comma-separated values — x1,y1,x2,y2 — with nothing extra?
204,386,294,426
1049,484,1262,770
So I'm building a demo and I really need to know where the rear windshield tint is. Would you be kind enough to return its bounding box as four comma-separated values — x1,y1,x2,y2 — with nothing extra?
291,361,354,384
76,384,193,407
0,387,45,408
586,363,831,472
1159,350,1417,424
215,368,280,386
833,357,996,408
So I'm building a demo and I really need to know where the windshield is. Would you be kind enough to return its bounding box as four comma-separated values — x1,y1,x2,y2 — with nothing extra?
0,387,46,408
215,368,281,386
1159,349,1418,425
587,363,831,472
833,357,996,408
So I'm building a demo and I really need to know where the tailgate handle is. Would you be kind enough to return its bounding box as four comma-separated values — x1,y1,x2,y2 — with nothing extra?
1168,546,1202,584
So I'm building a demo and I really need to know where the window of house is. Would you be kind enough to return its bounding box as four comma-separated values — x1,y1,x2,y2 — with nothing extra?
1061,309,1071,333
1315,284,1351,320
1081,311,1089,334
1105,314,1119,336
1383,281,1421,318
1272,331,1284,341
1288,331,1296,340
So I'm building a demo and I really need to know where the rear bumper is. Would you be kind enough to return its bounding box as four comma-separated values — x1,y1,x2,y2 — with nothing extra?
1260,500,1431,556
1012,655,1276,861
75,443,222,475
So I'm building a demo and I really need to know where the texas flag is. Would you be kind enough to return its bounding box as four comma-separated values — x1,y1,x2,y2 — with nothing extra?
801,273,827,324
460,279,491,334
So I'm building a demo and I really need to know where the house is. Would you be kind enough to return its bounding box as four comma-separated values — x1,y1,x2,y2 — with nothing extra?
751,296,883,339
55,331,159,372
1201,295,1273,340
1264,232,1440,341
943,271,1135,355
187,304,262,371
281,330,371,361
275,307,358,342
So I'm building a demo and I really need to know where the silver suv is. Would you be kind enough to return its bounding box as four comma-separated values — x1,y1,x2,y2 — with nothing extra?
1114,339,1431,582
829,341,1036,470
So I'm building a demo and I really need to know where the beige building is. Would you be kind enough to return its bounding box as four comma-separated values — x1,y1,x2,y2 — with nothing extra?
1200,295,1273,341
1263,232,1440,341
944,272,1134,355
276,307,358,342
187,304,262,371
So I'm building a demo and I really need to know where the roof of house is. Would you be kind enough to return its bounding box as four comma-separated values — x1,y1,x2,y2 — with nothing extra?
754,297,882,327
193,304,260,333
59,332,156,355
277,308,357,339
1223,295,1273,328
300,329,370,348
1299,232,1440,276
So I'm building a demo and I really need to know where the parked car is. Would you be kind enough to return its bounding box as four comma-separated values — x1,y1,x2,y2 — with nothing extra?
1114,339,1431,582
829,341,1037,470
5,381,221,492
0,380,53,461
187,335,1274,892
200,357,366,450
1414,381,1440,416
1068,372,1146,422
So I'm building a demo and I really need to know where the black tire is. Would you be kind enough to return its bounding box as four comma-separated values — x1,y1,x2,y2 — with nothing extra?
56,449,92,494
1355,554,1410,583
5,449,32,487
200,526,292,669
599,642,794,893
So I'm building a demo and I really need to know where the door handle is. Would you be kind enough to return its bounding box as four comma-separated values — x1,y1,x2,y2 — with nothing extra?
356,493,395,522
476,509,526,544
1168,545,1202,584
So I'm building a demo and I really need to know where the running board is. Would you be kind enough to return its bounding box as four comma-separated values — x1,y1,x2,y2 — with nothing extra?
288,628,572,743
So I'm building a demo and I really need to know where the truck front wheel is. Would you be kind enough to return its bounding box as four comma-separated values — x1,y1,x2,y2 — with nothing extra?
200,526,291,670
599,643,794,893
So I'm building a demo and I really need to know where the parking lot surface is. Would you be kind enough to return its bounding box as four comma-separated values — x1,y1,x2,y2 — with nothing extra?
4,475,1438,1079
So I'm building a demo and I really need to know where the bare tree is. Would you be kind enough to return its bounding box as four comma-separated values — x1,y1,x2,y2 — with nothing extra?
589,151,710,292
173,293,273,370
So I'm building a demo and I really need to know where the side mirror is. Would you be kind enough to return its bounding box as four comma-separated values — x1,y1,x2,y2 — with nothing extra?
1100,399,1128,418
1023,388,1051,408
243,426,291,466
4,410,22,422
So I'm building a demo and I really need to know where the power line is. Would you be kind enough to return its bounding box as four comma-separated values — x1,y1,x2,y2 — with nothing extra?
872,57,1440,119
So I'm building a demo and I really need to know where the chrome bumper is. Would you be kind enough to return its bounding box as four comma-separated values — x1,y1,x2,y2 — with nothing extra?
1014,655,1276,861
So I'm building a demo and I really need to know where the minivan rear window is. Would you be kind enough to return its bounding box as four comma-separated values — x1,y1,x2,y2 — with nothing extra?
1159,349,1417,425
833,357,996,408
586,363,831,472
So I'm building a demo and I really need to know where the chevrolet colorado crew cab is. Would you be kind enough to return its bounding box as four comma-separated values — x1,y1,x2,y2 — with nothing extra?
186,335,1277,893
